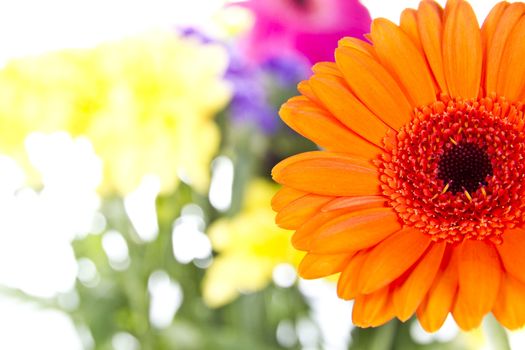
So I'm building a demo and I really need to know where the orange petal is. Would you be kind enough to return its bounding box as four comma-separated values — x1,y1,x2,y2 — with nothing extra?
358,227,431,294
492,274,525,330
393,243,446,322
371,18,436,107
481,1,508,55
271,186,307,212
452,239,501,331
292,207,355,251
309,74,391,146
443,0,459,25
310,208,402,254
496,227,525,284
393,242,446,321
292,196,385,251
417,247,459,333
335,46,413,129
311,62,343,77
352,287,396,328
485,3,525,95
481,1,509,92
291,196,387,251
276,193,333,230
442,0,482,98
338,250,368,300
321,195,386,212
280,97,382,156
400,8,423,52
496,16,525,101
272,151,380,197
418,0,448,93
298,252,353,279
338,37,376,57
297,80,321,105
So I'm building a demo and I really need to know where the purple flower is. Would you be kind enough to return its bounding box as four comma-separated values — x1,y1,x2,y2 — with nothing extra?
177,27,214,44
226,50,310,134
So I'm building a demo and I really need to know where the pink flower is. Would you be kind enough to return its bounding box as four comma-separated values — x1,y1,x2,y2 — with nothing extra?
239,0,371,64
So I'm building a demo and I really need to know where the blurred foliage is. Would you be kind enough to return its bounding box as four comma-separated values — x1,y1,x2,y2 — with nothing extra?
69,184,311,350
62,82,318,348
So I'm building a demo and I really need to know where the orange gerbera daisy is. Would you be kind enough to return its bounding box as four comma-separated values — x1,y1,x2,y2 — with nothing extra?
272,0,525,332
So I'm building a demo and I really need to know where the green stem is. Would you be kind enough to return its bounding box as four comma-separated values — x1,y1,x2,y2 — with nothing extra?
368,321,398,350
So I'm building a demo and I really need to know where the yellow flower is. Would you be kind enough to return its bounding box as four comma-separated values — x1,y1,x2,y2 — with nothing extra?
202,179,301,308
0,32,231,195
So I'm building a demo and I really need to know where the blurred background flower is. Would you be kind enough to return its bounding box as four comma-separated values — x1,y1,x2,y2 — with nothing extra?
0,0,521,350
238,0,371,64
225,51,309,134
203,179,301,307
0,32,230,194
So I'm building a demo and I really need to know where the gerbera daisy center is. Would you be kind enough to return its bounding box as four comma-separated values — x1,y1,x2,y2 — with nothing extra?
378,96,525,243
437,142,493,193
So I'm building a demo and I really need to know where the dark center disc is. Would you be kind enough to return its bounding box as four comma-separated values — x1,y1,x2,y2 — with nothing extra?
437,142,493,194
